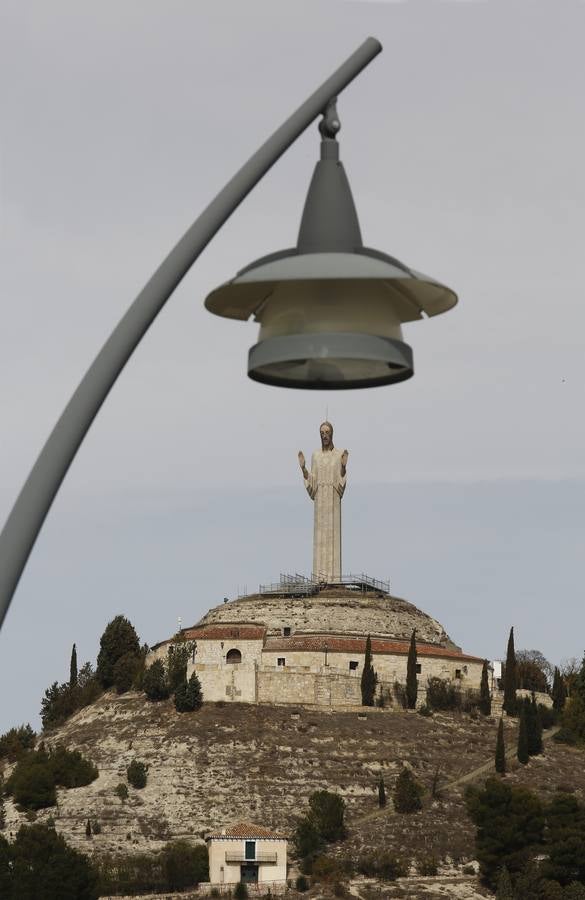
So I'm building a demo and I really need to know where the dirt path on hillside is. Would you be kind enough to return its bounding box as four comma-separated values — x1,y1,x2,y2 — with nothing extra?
352,725,560,827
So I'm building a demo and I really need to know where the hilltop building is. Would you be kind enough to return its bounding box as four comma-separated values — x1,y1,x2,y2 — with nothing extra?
148,423,485,708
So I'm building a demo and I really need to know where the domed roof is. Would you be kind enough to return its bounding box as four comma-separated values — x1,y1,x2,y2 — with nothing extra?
195,585,458,649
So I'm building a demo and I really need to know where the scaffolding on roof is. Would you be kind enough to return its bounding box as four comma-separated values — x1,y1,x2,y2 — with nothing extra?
252,572,390,599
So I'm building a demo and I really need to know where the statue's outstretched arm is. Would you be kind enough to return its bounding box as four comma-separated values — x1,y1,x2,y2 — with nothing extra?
298,450,309,480
341,449,349,478
299,451,317,500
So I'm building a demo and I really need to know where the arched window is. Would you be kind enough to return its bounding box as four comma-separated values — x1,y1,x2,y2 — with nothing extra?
226,648,242,664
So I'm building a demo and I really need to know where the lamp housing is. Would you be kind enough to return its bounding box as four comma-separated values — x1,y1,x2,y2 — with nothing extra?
204,129,457,389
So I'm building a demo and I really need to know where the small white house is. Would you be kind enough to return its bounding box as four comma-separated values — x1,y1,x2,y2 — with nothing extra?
206,822,288,887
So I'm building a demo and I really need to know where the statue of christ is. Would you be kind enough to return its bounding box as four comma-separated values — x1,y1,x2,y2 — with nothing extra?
298,422,348,583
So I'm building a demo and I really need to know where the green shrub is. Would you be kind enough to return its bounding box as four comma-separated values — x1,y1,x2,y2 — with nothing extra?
49,745,98,788
143,660,170,701
167,638,196,693
5,746,97,811
308,790,346,841
311,854,351,883
127,760,148,789
295,874,309,892
115,783,129,802
174,672,203,712
465,777,545,887
2,823,99,899
112,652,140,694
418,854,438,875
40,664,102,729
426,677,461,711
418,703,432,717
357,853,406,880
394,767,423,813
5,752,56,810
234,881,249,899
0,725,36,761
538,704,557,730
294,815,322,861
162,840,208,890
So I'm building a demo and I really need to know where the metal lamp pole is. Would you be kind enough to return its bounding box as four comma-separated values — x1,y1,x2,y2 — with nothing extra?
0,38,382,631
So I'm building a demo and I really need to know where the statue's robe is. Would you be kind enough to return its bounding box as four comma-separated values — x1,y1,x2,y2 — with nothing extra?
304,448,346,582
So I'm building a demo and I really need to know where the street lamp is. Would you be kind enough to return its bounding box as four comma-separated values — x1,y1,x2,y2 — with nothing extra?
0,37,457,631
206,100,456,389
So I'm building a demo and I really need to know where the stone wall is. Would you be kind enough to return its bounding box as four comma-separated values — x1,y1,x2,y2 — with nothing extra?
189,653,484,709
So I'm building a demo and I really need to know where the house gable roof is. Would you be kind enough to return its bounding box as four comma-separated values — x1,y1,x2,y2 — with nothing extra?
206,821,287,840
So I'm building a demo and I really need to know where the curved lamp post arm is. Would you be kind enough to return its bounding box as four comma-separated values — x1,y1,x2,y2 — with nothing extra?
0,37,382,630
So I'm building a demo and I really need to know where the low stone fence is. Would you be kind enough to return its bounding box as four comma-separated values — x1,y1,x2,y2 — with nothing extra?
198,880,288,895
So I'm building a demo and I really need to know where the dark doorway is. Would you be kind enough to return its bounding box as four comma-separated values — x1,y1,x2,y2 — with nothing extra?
241,864,258,884
226,648,242,664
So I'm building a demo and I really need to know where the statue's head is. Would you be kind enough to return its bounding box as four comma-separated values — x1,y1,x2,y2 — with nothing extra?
320,421,334,450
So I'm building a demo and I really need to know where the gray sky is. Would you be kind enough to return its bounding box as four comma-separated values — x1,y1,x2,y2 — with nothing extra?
1,0,584,733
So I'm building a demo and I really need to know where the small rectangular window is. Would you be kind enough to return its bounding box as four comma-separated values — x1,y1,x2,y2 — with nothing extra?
277,657,286,667
349,661,359,671
283,627,291,637
455,669,462,679
245,840,256,860
415,663,422,674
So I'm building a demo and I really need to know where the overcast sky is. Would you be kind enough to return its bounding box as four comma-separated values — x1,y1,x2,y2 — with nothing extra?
1,0,584,733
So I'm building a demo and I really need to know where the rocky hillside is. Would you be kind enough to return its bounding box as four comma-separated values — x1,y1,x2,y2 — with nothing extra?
195,587,457,648
4,691,584,899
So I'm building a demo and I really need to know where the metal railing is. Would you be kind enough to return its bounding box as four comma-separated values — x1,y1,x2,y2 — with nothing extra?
224,851,278,864
256,572,390,598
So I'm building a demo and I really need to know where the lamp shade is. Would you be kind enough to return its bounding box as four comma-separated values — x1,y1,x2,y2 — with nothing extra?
204,136,457,389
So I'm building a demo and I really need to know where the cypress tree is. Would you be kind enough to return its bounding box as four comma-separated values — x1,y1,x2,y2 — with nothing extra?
552,666,567,712
527,694,543,756
69,643,78,688
360,635,377,707
85,818,92,838
517,701,529,764
406,630,418,710
479,659,491,716
378,776,386,808
503,627,517,716
495,718,506,774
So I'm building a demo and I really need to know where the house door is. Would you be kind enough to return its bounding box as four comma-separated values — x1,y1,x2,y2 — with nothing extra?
240,864,258,884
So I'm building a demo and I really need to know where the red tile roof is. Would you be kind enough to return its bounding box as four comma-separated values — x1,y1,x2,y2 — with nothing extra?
263,634,482,663
206,822,287,840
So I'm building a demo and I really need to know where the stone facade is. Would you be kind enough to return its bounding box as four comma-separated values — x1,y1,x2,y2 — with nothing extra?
148,589,484,709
